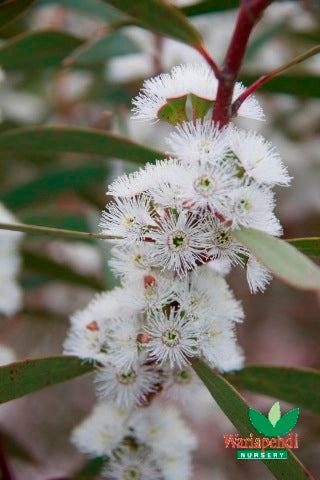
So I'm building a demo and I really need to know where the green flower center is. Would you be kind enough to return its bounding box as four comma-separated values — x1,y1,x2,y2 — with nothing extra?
168,230,188,251
124,466,141,480
236,198,250,214
162,328,181,347
212,230,232,248
194,174,215,196
175,368,192,384
117,370,137,385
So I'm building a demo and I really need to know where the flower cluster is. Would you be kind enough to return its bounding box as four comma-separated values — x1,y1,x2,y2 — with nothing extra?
66,63,290,478
72,401,196,480
0,203,23,316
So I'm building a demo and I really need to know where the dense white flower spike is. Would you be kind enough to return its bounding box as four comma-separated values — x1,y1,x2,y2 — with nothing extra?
132,63,264,123
0,203,24,316
68,61,291,476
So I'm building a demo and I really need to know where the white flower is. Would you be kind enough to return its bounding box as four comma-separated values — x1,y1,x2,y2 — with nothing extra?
71,401,128,457
100,196,156,243
162,365,203,404
106,315,141,371
167,120,228,165
175,160,237,213
94,361,161,409
105,446,162,480
159,451,193,480
227,126,291,186
232,82,265,121
132,63,218,123
63,290,134,363
199,317,241,372
150,210,210,275
206,215,248,267
124,273,174,312
224,184,282,235
145,308,199,367
246,255,272,293
109,243,154,281
131,402,197,456
132,64,264,123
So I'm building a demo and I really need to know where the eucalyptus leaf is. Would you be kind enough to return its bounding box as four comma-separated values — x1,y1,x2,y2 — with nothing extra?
0,0,35,30
191,358,313,480
0,356,94,403
233,228,320,291
101,0,202,47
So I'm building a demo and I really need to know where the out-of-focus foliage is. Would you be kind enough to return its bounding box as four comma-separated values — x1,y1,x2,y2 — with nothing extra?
0,1,319,479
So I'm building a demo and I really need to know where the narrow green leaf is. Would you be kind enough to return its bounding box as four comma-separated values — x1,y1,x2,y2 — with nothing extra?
233,228,320,291
240,73,320,98
274,409,299,437
181,0,238,16
0,0,35,29
0,30,82,70
70,32,140,66
192,358,314,480
225,365,320,416
1,164,108,209
287,238,320,258
268,401,281,427
102,0,202,47
0,356,94,403
37,0,123,20
22,249,104,290
0,127,164,165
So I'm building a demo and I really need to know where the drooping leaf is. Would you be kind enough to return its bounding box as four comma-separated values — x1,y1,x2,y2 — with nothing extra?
1,164,108,209
233,228,320,291
69,32,140,66
0,127,164,165
0,0,35,29
268,401,281,427
0,30,82,70
240,73,320,98
181,0,238,16
0,356,94,403
191,358,314,480
225,365,320,416
248,408,276,437
101,0,202,47
273,409,300,437
37,0,123,20
22,249,104,290
287,238,320,258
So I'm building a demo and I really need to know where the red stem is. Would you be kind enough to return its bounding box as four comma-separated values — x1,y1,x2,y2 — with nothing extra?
197,44,220,79
212,0,273,127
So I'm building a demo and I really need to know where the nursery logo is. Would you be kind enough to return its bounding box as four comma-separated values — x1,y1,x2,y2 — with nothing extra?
224,402,299,460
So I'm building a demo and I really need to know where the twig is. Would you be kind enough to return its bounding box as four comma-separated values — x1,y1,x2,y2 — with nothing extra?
232,44,320,115
212,0,273,126
0,223,121,241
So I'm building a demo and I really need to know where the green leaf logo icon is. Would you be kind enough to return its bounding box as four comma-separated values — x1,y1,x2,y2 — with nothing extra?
248,402,299,437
